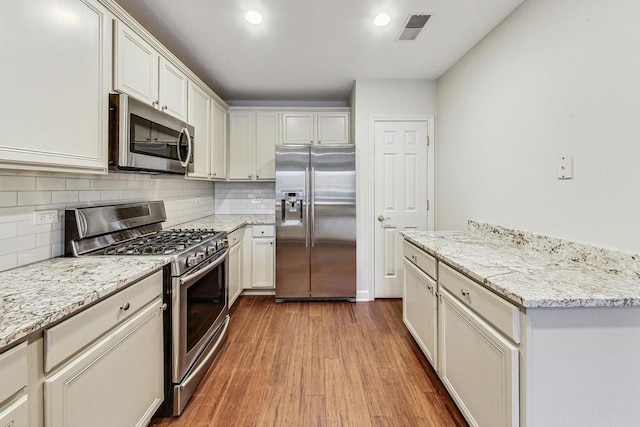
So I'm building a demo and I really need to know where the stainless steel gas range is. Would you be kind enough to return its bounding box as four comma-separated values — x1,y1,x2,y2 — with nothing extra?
65,201,229,416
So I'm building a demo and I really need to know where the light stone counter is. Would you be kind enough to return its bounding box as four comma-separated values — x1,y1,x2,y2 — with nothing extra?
0,256,169,351
172,214,275,233
403,221,640,308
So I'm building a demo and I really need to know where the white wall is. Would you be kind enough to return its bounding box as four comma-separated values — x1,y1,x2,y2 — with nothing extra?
352,80,437,300
436,0,640,252
0,170,215,272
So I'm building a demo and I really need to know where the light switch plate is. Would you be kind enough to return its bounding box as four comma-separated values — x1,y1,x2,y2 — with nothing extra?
557,156,573,179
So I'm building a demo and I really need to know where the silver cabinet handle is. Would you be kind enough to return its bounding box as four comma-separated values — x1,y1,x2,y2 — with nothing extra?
248,174,252,179
461,289,470,297
152,100,159,107
120,302,130,311
162,105,168,111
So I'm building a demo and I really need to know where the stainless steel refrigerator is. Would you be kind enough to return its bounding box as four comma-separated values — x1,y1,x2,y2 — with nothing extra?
275,145,356,301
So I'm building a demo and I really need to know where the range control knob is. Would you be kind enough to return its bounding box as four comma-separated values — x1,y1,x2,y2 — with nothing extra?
206,245,217,256
186,254,198,267
197,251,206,262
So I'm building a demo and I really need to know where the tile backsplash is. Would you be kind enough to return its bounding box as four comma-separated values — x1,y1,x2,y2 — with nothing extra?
0,170,215,272
213,182,275,214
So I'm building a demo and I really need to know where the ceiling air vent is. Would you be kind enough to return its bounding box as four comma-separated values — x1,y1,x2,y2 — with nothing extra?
398,14,431,41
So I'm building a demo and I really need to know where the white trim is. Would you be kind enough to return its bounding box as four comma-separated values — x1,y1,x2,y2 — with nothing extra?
358,115,435,301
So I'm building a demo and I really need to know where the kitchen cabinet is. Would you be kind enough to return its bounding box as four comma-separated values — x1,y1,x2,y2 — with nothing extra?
248,225,275,289
0,342,29,427
0,0,110,174
114,21,188,121
43,271,164,427
228,110,278,180
402,243,438,368
187,81,212,180
228,228,244,307
281,112,350,145
211,101,228,179
439,287,519,427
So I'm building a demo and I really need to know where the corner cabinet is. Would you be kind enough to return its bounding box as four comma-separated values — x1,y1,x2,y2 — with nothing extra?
114,21,188,121
228,110,278,181
281,112,350,145
43,271,165,427
0,0,110,174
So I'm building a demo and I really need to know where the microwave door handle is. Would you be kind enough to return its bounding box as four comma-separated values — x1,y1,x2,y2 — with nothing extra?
177,127,192,168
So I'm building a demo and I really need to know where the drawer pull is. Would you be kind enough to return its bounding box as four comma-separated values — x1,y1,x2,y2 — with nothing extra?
460,289,470,297
120,302,131,311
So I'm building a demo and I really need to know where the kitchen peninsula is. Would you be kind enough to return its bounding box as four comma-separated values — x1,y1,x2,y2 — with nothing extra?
403,221,640,427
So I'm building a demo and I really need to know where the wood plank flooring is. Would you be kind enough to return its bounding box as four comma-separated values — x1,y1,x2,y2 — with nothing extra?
151,296,468,427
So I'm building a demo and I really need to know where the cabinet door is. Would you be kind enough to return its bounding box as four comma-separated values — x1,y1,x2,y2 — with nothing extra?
211,101,228,179
439,288,519,427
114,20,159,106
228,112,254,180
0,395,29,427
187,82,211,180
251,238,275,288
255,112,278,180
0,0,110,173
158,57,188,121
403,260,438,368
317,113,350,144
282,113,314,144
44,301,164,427
228,242,242,307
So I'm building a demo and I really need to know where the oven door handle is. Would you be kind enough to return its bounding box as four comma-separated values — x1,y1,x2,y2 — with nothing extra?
180,248,229,287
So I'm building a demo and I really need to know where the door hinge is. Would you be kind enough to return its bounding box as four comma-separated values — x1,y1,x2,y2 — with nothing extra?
426,135,430,146
426,200,430,211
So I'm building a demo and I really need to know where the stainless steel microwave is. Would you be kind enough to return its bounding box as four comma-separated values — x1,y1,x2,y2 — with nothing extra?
109,93,194,174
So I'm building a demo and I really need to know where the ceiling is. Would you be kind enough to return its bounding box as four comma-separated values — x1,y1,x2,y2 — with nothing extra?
114,0,524,104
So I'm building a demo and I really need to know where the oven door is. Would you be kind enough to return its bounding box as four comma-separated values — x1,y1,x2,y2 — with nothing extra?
172,248,229,383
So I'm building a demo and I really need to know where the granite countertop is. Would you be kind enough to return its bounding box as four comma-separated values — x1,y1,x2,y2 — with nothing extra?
0,213,275,352
403,222,640,308
172,214,275,233
0,256,169,351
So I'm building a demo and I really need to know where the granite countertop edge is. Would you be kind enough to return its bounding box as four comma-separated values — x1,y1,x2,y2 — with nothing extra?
402,232,640,309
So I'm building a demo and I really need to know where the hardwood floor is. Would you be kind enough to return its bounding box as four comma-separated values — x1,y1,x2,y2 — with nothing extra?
151,296,468,427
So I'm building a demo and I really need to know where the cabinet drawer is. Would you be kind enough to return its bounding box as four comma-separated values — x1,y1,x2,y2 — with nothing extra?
0,342,27,404
228,228,243,246
44,270,163,372
403,240,437,280
439,263,520,343
252,225,274,237
0,395,29,427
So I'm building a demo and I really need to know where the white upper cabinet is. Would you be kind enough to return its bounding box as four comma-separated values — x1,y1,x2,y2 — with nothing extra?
0,0,110,174
228,110,278,181
187,81,212,180
158,57,188,121
282,111,350,145
211,101,228,179
114,21,188,121
228,112,254,180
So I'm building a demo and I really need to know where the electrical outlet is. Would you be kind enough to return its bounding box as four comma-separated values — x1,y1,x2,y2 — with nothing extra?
33,210,58,225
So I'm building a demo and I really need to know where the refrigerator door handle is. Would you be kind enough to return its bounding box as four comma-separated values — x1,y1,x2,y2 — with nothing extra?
310,166,315,247
305,167,310,248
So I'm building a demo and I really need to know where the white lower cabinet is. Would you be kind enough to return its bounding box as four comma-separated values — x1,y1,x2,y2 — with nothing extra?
250,226,275,288
44,271,164,427
228,228,244,307
0,342,30,427
439,288,519,427
403,259,438,367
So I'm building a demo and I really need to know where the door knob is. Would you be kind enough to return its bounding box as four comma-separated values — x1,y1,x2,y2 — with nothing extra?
377,215,390,222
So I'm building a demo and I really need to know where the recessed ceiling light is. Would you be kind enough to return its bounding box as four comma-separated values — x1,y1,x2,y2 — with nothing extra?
374,13,391,27
245,10,263,25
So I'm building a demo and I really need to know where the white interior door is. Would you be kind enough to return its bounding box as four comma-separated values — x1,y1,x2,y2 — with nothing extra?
374,121,429,298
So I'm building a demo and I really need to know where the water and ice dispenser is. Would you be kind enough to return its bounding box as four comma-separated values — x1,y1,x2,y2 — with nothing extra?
280,192,303,223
